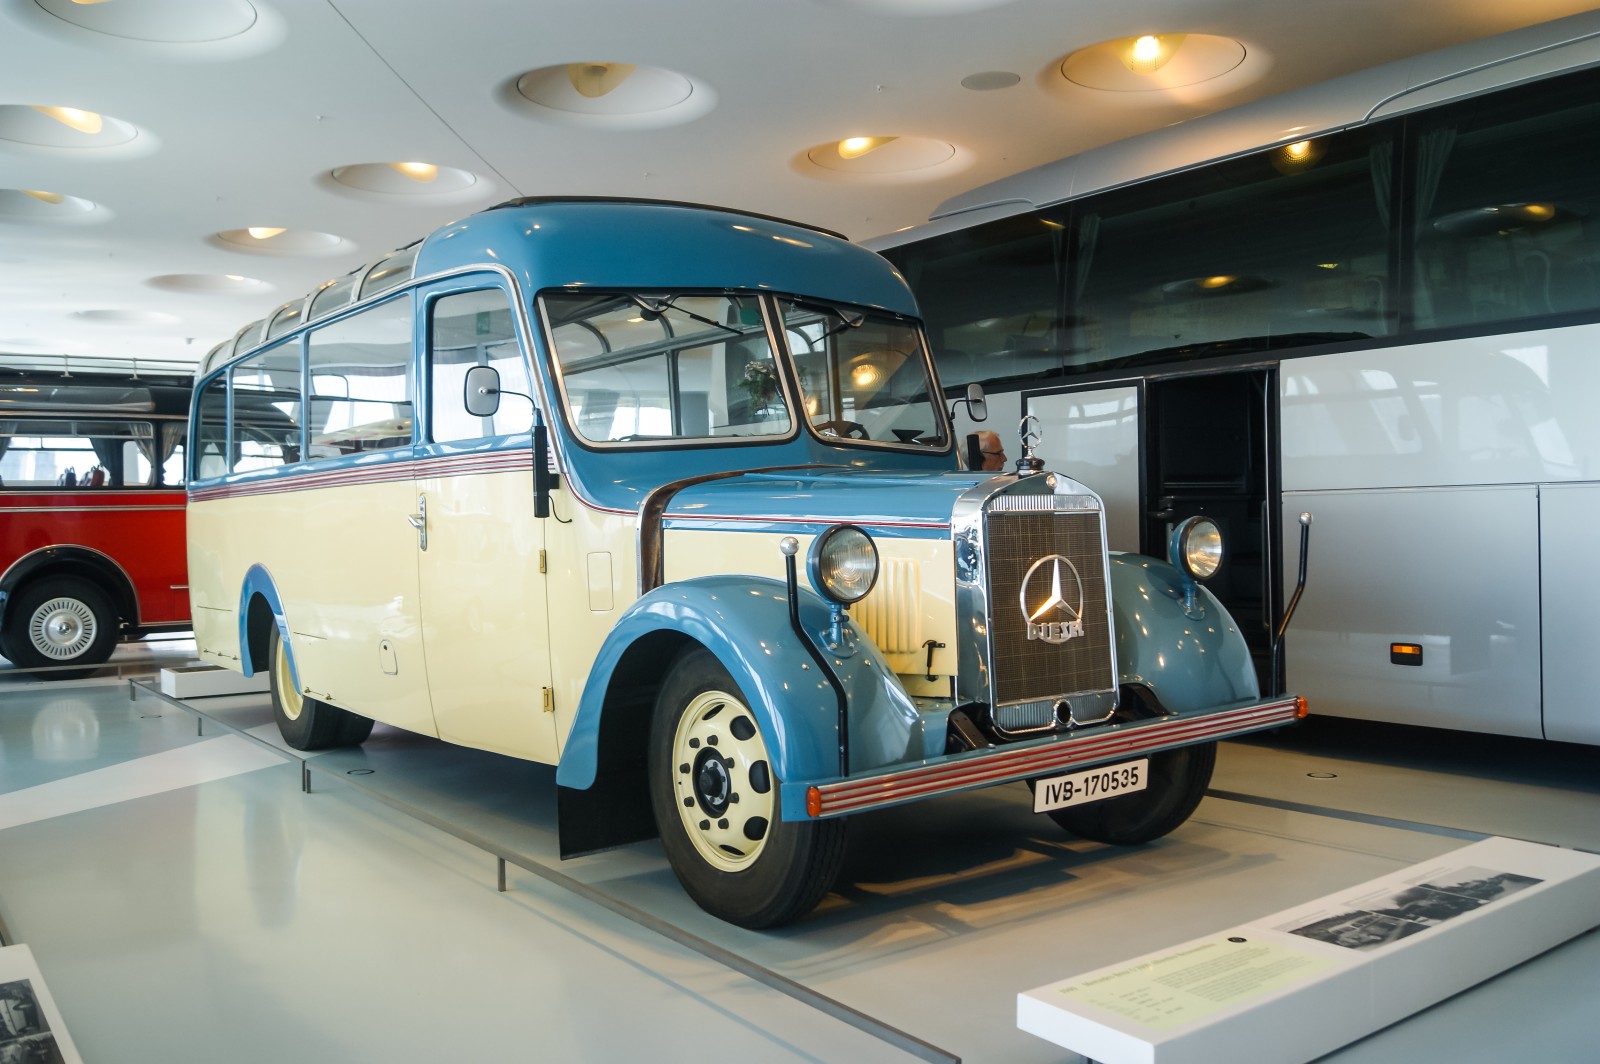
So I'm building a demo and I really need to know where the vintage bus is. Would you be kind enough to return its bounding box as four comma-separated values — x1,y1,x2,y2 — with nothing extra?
0,357,192,672
870,11,1600,747
187,197,1303,927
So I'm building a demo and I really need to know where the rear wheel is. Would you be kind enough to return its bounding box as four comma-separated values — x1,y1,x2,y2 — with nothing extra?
0,577,118,674
268,627,374,750
648,646,846,928
1040,742,1217,845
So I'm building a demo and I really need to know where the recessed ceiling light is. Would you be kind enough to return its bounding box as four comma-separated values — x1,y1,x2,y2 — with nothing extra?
507,62,716,129
804,136,960,178
838,136,897,160
33,0,262,44
567,62,636,98
31,105,102,134
1060,33,1246,92
215,228,347,255
0,188,104,222
73,309,182,326
328,162,480,199
148,273,268,294
0,104,140,149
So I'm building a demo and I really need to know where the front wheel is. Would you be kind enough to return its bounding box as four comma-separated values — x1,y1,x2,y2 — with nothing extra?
1039,742,1217,845
0,577,118,674
268,627,374,750
648,646,847,928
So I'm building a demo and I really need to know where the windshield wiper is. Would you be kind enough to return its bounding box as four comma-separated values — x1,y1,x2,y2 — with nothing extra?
630,295,747,340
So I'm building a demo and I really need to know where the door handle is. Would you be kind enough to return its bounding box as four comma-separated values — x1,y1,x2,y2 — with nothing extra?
408,493,428,551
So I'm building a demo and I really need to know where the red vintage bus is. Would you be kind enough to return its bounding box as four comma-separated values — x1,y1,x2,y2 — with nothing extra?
0,357,192,673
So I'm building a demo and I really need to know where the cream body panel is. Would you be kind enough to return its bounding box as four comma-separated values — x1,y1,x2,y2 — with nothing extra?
418,467,557,762
281,479,436,735
186,502,242,666
661,527,958,694
1280,323,1600,492
196,481,437,736
544,490,638,755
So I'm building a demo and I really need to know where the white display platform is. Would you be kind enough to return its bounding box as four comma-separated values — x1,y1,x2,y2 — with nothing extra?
0,942,82,1063
159,664,268,699
1018,836,1600,1064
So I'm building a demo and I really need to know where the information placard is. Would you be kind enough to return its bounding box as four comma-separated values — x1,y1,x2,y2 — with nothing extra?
1018,837,1600,1064
0,943,82,1064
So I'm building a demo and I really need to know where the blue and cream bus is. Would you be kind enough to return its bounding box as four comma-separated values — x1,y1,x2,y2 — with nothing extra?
187,197,1302,927
871,11,1600,748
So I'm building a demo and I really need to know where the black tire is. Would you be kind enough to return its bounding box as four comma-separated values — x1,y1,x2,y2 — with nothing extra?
1041,742,1217,845
0,576,118,675
268,626,375,750
648,646,847,928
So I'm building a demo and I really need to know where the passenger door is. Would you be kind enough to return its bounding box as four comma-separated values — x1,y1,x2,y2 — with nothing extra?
413,281,558,763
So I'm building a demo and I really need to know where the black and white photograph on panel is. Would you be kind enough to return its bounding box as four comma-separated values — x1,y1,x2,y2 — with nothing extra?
0,978,64,1064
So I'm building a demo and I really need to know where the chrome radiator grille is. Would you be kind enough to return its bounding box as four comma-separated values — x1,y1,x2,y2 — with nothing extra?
983,502,1115,732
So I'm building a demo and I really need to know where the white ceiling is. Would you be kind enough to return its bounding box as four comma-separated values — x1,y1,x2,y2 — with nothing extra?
1,0,1594,367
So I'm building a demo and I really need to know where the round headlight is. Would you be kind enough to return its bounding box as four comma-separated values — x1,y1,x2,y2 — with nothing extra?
1169,516,1223,582
807,524,879,605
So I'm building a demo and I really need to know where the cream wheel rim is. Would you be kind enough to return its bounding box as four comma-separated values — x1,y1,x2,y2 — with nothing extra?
669,689,775,872
273,637,304,721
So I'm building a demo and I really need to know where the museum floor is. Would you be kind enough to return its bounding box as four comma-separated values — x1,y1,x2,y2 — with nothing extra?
2,643,1597,1063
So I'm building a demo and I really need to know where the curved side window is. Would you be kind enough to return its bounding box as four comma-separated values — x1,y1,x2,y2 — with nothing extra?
306,296,415,460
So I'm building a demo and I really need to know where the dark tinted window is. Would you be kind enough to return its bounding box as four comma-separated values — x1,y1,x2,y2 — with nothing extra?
1409,68,1600,331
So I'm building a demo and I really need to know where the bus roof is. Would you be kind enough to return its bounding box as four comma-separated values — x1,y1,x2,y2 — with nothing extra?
867,10,1600,248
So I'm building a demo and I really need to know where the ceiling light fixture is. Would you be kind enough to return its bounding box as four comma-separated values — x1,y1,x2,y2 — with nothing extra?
388,161,440,183
247,227,286,240
1270,138,1326,174
567,62,637,98
31,106,103,135
1121,34,1186,75
22,190,65,204
838,136,897,160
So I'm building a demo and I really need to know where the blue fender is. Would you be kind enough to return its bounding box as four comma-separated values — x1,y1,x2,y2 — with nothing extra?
236,564,290,680
556,575,927,794
1108,554,1259,711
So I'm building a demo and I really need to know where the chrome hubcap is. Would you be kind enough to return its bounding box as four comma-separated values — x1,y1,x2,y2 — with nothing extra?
29,598,95,659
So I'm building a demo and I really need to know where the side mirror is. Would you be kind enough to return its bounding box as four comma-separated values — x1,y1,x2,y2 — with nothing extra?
965,382,988,423
464,365,501,418
950,381,987,423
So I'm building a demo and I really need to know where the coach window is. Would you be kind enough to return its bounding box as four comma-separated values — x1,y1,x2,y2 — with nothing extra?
231,343,304,472
307,296,415,459
1409,67,1600,331
429,288,535,442
1071,125,1394,372
194,374,229,480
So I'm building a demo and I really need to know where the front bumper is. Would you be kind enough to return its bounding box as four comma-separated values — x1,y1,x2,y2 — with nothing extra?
789,694,1306,819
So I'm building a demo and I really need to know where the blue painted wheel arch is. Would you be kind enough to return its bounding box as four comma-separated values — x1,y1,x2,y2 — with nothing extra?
236,564,291,682
556,575,923,792
1108,553,1260,711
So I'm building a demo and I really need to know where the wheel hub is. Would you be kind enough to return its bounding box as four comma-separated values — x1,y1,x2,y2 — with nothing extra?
30,598,95,659
693,750,732,816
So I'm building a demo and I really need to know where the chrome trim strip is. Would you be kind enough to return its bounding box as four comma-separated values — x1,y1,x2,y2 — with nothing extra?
807,696,1301,818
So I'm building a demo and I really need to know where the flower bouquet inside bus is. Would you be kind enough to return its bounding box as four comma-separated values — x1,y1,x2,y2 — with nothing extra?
186,197,1305,927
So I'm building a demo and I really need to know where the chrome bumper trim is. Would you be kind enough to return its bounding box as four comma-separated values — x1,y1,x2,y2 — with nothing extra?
805,695,1303,818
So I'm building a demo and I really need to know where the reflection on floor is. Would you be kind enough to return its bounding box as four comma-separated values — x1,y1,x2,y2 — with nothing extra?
2,650,1597,1063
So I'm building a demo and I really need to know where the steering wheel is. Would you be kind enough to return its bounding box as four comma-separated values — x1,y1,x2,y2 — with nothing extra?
814,419,869,440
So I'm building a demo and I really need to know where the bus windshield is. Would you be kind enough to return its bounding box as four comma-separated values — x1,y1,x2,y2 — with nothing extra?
780,297,947,449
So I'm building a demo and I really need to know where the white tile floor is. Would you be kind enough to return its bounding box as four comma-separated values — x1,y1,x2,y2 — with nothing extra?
2,645,1598,1063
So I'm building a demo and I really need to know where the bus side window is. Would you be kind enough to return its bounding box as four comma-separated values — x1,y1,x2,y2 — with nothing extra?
194,375,229,480
231,343,304,473
308,296,415,458
428,288,533,442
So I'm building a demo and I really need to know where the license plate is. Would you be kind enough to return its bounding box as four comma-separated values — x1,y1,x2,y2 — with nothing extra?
1033,758,1149,813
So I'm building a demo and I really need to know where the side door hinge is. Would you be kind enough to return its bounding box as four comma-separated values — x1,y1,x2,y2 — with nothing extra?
538,549,547,574
541,686,555,714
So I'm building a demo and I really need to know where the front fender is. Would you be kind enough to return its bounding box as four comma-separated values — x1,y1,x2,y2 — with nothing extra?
556,574,926,793
1109,554,1259,711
